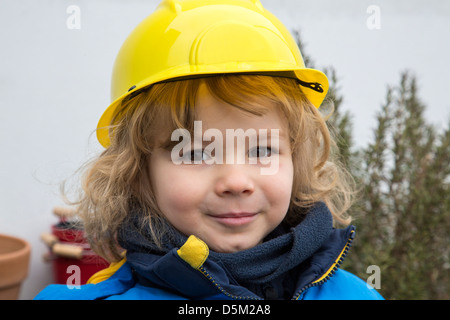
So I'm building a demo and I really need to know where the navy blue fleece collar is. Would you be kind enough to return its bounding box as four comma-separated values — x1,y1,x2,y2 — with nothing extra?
209,202,333,284
119,202,333,285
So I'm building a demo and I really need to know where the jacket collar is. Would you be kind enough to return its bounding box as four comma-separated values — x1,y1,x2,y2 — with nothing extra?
123,225,355,300
123,224,356,299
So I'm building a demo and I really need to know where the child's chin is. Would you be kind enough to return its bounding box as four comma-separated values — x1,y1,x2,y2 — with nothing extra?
209,238,261,253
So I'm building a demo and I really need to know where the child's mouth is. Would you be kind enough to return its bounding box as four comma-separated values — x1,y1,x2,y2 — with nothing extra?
207,212,258,227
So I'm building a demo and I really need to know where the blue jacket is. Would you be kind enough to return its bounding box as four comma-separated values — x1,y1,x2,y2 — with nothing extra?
35,227,383,300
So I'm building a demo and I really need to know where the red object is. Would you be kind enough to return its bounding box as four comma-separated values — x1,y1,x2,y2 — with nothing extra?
51,225,109,285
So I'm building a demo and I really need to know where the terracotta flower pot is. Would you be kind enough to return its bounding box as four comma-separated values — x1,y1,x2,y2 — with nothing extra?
0,234,31,300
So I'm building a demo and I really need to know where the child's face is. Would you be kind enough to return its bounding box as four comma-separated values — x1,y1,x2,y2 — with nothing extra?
149,84,293,253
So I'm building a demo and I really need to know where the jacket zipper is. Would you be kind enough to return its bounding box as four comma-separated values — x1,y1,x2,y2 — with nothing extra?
198,266,263,300
197,228,355,300
292,229,355,300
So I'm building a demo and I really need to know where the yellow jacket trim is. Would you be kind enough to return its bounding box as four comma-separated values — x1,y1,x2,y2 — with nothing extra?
312,230,355,284
86,258,127,284
177,235,209,269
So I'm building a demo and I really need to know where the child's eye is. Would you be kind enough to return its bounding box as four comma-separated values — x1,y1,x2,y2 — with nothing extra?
182,149,212,163
248,146,275,158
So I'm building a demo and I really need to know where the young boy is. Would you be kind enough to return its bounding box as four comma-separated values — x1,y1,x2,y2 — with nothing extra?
35,0,383,300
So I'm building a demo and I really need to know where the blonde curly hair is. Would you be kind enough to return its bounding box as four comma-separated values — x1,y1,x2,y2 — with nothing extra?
67,74,355,262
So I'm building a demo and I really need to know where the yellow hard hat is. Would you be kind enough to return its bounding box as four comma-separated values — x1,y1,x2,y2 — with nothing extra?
97,0,329,148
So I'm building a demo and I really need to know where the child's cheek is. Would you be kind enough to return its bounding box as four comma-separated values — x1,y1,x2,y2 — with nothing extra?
264,157,294,207
158,169,202,213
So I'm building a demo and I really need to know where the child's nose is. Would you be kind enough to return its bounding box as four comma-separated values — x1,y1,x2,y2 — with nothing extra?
214,164,255,197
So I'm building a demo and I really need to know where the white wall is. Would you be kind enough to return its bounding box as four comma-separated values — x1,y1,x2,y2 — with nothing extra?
0,0,448,299
0,0,161,299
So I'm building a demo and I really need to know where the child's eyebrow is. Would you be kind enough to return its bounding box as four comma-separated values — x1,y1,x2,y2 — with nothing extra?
254,129,287,140
158,127,288,151
159,137,183,151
